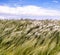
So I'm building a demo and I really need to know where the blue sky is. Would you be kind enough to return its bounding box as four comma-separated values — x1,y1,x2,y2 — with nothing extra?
0,0,60,19
0,0,60,10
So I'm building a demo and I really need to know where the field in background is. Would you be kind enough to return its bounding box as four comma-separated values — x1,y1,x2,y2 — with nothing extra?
0,19,60,55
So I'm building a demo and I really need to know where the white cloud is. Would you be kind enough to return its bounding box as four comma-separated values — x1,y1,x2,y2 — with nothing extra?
0,5,60,16
52,0,58,3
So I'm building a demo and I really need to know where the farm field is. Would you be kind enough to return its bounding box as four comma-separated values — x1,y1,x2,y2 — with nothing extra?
0,19,60,55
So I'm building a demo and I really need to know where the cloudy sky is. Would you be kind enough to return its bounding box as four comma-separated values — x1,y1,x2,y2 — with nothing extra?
0,0,60,19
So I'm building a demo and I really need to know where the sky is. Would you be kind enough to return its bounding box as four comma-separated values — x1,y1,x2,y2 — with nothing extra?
0,0,60,20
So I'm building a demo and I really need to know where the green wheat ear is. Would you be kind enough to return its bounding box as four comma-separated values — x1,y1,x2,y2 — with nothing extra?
0,19,60,55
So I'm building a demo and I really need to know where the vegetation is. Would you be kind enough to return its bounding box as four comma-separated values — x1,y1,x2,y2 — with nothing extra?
0,19,60,55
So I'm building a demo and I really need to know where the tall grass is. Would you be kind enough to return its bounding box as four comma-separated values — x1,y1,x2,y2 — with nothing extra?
0,19,60,55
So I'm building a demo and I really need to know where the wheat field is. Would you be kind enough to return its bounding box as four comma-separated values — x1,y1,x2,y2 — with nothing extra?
0,19,60,55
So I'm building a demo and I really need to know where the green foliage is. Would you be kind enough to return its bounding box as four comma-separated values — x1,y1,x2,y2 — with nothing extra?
0,19,60,55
